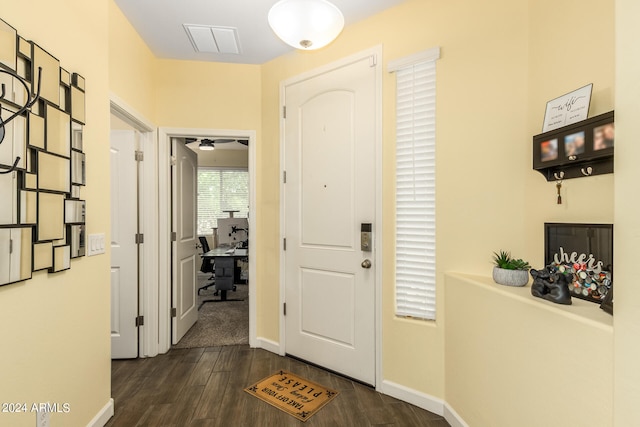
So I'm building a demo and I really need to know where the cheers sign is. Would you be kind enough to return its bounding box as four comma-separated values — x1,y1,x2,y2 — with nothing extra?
552,247,604,274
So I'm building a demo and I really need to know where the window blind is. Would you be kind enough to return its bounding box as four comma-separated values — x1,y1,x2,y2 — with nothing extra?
392,52,438,320
197,168,249,235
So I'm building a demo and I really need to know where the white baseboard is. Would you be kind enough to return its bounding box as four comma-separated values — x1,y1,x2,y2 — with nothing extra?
444,402,470,427
380,380,444,416
87,398,114,427
256,337,281,355
380,381,468,427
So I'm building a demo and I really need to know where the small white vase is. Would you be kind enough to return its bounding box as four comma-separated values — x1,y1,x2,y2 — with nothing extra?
492,266,529,287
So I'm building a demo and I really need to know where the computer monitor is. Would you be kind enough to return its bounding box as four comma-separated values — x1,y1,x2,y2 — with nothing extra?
217,217,248,246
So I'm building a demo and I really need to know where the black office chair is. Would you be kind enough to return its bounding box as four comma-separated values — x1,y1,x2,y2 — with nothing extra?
198,236,216,294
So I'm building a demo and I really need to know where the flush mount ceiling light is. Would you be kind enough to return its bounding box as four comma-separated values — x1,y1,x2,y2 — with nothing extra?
268,0,344,50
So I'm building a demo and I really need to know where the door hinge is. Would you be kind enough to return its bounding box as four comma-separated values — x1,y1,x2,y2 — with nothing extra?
283,302,286,316
135,150,144,161
170,155,176,166
283,170,287,184
283,106,287,119
171,232,177,242
370,54,378,67
283,238,286,251
8,238,12,254
135,315,144,327
171,308,177,318
135,233,144,244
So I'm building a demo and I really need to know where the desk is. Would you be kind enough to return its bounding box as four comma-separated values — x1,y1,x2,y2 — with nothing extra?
200,248,248,305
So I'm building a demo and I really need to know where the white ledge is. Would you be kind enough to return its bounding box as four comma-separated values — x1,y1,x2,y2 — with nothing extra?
446,272,613,332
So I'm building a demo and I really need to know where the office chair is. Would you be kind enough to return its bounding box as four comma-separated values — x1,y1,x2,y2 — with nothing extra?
198,236,216,294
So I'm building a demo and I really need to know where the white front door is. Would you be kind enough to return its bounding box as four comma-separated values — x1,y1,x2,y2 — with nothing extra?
284,53,378,385
171,139,198,344
110,130,139,359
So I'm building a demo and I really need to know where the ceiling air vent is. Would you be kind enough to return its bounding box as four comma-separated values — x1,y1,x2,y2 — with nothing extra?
183,24,240,54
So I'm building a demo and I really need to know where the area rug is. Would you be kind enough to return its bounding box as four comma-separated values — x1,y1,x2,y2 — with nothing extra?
173,274,249,349
244,370,339,422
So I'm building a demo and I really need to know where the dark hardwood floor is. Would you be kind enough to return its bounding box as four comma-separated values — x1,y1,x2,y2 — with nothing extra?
107,345,450,427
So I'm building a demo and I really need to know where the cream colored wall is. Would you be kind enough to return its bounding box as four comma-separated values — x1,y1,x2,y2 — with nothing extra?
443,0,617,424
260,0,531,396
446,274,613,426
0,2,112,426
613,0,640,425
153,59,261,130
108,0,157,121
524,0,615,267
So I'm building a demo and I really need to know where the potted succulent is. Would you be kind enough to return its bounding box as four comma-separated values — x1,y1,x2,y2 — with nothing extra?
492,250,531,287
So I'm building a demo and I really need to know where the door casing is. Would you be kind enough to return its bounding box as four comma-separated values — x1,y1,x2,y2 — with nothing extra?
278,46,384,388
157,127,258,353
110,94,158,358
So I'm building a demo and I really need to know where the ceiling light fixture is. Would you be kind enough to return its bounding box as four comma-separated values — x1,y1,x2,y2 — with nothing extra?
199,139,215,151
268,0,344,50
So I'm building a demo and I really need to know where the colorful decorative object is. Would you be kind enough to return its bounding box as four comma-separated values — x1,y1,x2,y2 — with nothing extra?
547,261,612,303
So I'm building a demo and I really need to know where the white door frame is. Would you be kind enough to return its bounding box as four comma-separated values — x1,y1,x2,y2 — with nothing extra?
279,46,384,388
109,93,159,358
158,127,257,353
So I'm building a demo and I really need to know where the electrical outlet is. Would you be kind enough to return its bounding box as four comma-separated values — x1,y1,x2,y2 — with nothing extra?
87,233,106,256
36,410,50,427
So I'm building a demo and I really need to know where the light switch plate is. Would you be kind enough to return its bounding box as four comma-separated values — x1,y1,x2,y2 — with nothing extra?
36,410,49,427
87,233,106,256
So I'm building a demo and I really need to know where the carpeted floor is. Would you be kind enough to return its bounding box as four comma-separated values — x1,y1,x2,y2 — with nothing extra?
173,273,249,349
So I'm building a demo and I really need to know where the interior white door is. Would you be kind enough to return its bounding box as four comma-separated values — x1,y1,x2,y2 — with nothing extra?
171,138,198,344
284,55,377,385
110,130,139,359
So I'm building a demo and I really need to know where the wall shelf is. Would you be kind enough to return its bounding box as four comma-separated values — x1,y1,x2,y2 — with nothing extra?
533,111,614,181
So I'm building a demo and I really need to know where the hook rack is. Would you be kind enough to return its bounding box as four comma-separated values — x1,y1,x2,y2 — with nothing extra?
0,66,42,174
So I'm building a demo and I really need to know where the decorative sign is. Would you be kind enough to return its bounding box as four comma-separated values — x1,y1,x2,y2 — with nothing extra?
542,84,593,132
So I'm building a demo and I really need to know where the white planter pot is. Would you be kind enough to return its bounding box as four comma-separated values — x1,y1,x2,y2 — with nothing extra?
492,266,529,287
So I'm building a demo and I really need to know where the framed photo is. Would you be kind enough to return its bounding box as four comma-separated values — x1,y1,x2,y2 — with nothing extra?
542,84,593,132
594,122,614,151
540,138,558,162
564,131,585,157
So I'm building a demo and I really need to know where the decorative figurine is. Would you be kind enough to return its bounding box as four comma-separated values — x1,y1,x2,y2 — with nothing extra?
530,266,572,305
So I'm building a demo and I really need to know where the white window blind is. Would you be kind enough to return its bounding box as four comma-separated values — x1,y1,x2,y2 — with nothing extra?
391,49,438,320
197,168,249,235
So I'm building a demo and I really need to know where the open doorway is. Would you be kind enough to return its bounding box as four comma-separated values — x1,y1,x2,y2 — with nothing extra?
172,136,250,348
157,127,257,353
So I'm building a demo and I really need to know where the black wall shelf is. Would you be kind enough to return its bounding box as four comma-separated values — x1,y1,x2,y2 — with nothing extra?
533,111,614,181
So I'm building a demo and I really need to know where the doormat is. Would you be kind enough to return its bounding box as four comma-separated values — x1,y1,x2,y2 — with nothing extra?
244,370,339,422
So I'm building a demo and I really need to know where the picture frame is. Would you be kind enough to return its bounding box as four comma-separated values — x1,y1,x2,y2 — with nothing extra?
542,84,593,133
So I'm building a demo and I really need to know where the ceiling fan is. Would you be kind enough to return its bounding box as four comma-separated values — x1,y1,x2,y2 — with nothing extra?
185,137,249,151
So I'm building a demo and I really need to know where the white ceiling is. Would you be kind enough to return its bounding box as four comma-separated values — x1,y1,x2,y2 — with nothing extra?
113,0,406,64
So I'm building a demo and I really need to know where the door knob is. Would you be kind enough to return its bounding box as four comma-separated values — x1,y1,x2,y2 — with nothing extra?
361,259,372,269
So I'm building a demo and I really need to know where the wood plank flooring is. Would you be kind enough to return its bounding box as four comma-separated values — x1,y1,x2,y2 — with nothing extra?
107,345,450,427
